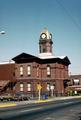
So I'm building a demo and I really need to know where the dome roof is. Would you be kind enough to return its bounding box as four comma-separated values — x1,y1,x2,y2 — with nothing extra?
40,28,52,39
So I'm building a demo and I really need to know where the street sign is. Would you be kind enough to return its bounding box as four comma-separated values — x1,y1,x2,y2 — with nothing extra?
37,84,42,90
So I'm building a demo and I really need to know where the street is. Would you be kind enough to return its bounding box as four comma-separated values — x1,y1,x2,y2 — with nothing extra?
0,98,81,120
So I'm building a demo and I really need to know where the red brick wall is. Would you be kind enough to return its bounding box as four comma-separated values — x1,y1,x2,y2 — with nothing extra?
0,63,16,81
0,62,68,96
15,62,69,96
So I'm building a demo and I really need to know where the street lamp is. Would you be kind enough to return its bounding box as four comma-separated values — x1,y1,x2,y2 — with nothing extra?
0,31,5,35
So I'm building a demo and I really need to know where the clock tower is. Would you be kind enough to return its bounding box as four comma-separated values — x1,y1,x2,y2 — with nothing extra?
39,28,53,58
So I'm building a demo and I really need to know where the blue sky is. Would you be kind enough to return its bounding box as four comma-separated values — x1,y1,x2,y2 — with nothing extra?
0,0,81,75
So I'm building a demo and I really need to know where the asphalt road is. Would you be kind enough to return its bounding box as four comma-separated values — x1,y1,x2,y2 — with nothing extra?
0,98,81,120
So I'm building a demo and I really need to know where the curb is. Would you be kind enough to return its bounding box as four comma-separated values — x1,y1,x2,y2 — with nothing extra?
0,96,81,108
35,99,51,103
35,96,81,103
0,103,17,108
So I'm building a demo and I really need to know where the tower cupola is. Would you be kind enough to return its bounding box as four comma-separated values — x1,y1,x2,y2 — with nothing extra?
39,28,53,58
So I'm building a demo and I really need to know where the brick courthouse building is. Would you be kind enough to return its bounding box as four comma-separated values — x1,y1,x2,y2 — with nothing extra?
0,28,70,97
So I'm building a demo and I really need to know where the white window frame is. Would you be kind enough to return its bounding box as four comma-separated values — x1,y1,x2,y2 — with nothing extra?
20,83,24,92
47,83,50,91
27,83,31,91
47,66,51,76
27,65,31,75
20,66,23,76
73,79,80,85
37,67,39,77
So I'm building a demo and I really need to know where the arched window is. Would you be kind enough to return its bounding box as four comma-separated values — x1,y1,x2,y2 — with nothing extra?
73,79,80,85
47,65,51,76
37,66,39,77
27,83,31,91
20,66,23,76
47,83,50,91
43,48,46,53
20,83,24,92
27,65,31,76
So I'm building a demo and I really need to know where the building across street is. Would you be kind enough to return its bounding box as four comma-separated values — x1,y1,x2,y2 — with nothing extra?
68,75,81,95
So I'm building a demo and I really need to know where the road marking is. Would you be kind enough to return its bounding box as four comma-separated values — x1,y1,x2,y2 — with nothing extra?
45,117,54,120
63,101,74,105
20,107,43,113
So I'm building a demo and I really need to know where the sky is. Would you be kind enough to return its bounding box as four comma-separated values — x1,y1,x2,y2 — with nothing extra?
0,0,81,75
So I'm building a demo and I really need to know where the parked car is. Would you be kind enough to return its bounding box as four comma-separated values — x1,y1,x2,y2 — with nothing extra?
0,93,30,102
0,96,4,101
13,93,30,101
0,93,13,101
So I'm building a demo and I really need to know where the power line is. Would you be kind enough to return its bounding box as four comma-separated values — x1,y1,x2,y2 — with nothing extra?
56,0,81,32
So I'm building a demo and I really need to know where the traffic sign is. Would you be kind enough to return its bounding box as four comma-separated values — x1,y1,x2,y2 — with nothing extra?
37,84,42,90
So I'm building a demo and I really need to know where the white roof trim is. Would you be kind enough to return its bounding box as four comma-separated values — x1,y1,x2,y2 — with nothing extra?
38,53,66,59
0,60,15,64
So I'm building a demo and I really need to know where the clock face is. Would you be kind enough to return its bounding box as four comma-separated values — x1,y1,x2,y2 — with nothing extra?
41,33,46,39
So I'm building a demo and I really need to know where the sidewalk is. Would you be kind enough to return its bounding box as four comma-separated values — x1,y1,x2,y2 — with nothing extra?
0,96,81,108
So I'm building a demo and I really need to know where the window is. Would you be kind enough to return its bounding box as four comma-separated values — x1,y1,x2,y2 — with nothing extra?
20,83,24,92
50,84,55,90
27,65,31,76
47,66,51,76
27,83,31,91
37,67,39,77
40,46,41,53
20,66,23,76
43,48,46,53
47,83,50,91
47,83,55,91
73,79,80,85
